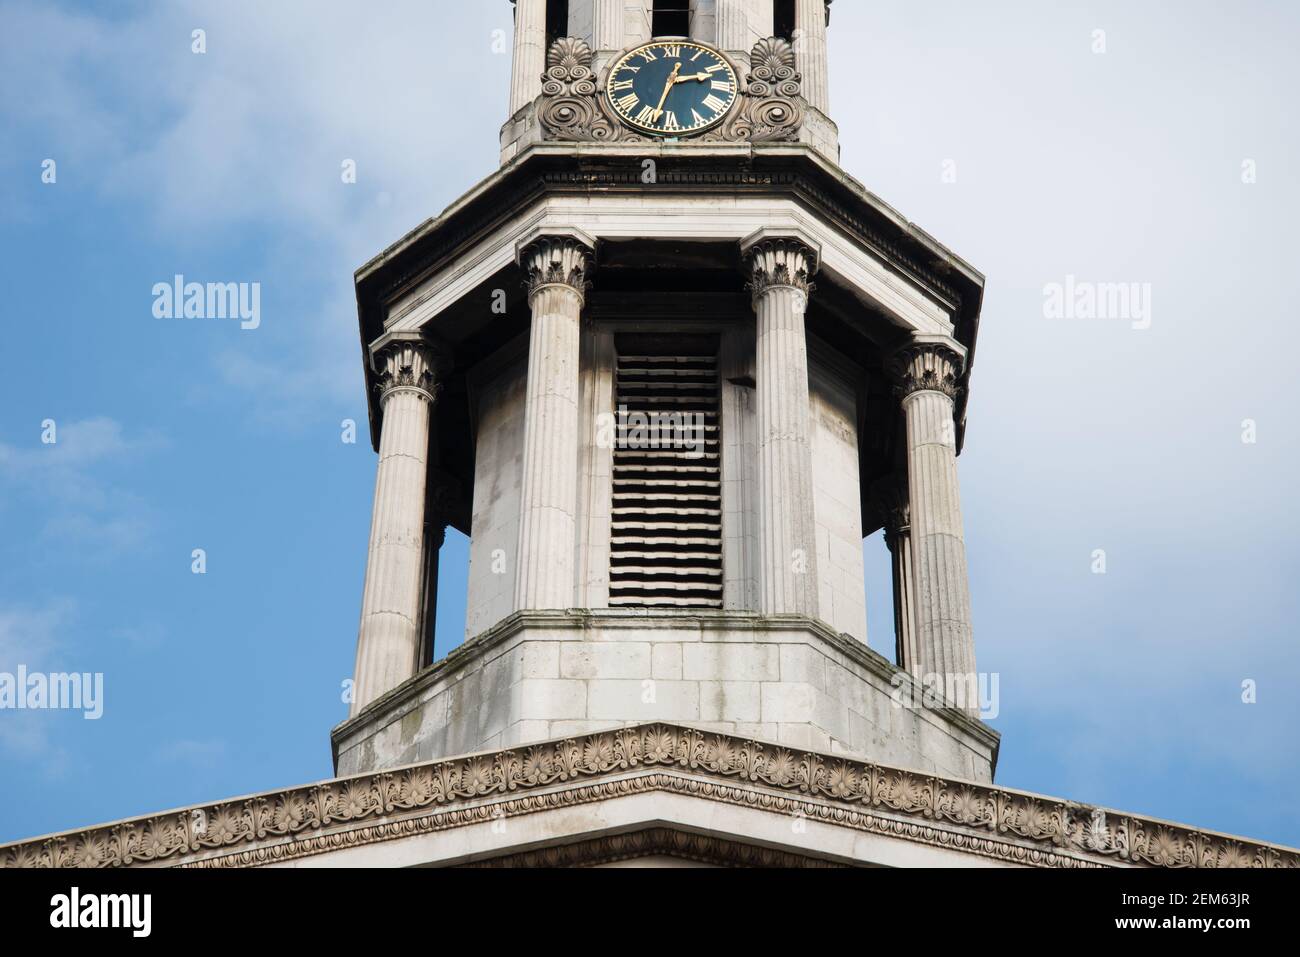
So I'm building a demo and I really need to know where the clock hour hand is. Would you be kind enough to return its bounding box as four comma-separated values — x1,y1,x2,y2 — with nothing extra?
674,72,713,84
653,62,682,121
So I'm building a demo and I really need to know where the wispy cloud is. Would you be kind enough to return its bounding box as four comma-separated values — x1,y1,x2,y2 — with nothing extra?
0,0,509,420
0,417,162,558
0,601,75,761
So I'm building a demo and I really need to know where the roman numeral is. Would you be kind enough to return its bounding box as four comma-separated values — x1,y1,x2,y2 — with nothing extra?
635,105,657,124
638,49,658,62
702,94,726,112
706,64,726,73
711,80,734,92
612,79,634,91
662,111,681,132
617,93,639,111
691,50,704,61
662,45,682,58
692,109,707,126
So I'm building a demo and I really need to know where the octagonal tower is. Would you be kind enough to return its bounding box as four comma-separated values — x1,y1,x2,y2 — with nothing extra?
332,0,998,783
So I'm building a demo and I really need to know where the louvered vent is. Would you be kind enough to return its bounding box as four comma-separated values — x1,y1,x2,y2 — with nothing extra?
610,340,722,608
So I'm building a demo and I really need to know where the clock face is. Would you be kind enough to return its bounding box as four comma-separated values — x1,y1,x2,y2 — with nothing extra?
606,40,739,136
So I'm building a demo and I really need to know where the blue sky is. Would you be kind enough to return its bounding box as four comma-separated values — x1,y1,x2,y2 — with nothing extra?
2,0,1298,849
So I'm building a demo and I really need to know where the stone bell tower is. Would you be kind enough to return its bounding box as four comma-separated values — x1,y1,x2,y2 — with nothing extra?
333,0,998,783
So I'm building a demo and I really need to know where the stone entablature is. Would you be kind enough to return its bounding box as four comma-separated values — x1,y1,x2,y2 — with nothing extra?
351,147,986,455
5,723,1295,869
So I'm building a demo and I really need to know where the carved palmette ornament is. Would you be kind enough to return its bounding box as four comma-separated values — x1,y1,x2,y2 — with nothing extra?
710,37,806,144
537,37,617,142
538,37,805,144
6,723,1296,869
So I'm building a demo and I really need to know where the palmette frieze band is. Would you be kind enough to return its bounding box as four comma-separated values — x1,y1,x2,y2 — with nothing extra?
892,340,965,401
746,237,818,301
3,723,1294,869
521,235,593,300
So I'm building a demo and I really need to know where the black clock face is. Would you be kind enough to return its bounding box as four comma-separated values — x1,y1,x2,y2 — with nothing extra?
606,41,739,136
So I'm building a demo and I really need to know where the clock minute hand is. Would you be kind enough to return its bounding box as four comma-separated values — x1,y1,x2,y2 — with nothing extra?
653,62,682,121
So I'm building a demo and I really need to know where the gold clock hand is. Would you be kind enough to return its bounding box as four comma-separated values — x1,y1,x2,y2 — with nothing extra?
674,72,712,84
653,62,682,121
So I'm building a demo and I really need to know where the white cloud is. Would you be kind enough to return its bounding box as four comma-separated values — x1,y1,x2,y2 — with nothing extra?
0,601,76,760
0,0,512,420
0,418,160,557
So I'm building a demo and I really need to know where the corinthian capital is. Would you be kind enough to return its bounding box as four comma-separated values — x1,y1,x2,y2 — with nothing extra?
890,337,967,402
871,477,911,546
742,233,820,301
370,333,451,404
518,232,594,301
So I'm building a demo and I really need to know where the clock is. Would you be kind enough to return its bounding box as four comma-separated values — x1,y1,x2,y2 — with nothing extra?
606,40,739,136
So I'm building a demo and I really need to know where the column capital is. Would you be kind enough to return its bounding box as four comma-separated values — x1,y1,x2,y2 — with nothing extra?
517,228,595,302
871,476,911,547
741,228,821,301
369,332,452,405
890,335,967,402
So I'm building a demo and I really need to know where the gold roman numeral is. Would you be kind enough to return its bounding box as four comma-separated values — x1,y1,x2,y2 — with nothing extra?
638,49,658,62
635,105,657,124
662,111,682,132
612,79,634,91
702,94,726,112
706,64,726,73
617,93,639,112
711,80,734,92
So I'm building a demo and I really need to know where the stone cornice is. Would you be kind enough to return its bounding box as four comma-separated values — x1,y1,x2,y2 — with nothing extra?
351,148,985,452
3,723,1294,869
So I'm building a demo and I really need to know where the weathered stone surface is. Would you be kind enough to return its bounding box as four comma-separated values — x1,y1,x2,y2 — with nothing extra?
333,610,999,784
11,723,1292,870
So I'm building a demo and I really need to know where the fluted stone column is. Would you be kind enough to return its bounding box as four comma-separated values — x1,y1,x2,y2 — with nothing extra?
514,234,593,610
509,0,547,116
595,0,624,50
876,478,918,678
352,335,449,715
718,0,771,57
893,337,977,711
795,0,830,112
744,235,820,617
691,0,718,44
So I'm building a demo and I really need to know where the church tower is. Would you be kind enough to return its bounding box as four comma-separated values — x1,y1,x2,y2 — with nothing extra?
16,0,1296,875
334,0,997,783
